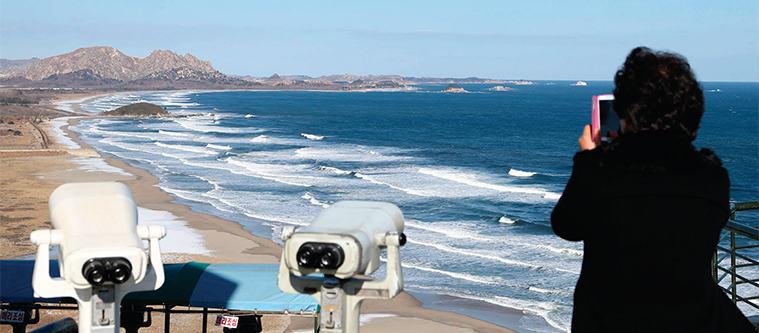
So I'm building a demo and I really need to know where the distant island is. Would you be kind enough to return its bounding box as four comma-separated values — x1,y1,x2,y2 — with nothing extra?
443,84,467,93
488,85,513,91
504,80,538,85
570,80,588,86
102,102,169,117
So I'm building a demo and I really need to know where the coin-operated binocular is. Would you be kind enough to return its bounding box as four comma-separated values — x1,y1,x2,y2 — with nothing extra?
30,182,166,333
278,201,406,332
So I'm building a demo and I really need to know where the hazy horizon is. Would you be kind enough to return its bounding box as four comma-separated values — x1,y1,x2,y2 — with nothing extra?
2,1,757,82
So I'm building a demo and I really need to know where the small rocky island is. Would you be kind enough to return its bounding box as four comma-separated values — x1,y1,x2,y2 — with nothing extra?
443,84,467,93
488,85,513,91
504,80,538,85
102,102,169,117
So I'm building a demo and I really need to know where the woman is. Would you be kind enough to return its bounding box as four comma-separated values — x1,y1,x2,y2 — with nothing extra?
551,47,754,332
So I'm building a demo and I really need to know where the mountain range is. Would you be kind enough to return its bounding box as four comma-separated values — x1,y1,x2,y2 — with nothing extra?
0,46,504,90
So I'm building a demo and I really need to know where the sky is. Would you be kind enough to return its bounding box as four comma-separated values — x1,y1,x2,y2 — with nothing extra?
1,0,757,82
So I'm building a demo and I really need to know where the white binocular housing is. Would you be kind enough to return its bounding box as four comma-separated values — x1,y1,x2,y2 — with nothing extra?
278,201,406,332
30,182,166,333
31,182,161,288
30,182,166,293
281,201,405,279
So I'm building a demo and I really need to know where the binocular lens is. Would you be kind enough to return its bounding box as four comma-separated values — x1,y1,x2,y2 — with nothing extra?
90,270,105,284
296,245,316,267
296,243,344,270
319,248,341,269
82,257,132,286
83,260,107,285
109,259,132,284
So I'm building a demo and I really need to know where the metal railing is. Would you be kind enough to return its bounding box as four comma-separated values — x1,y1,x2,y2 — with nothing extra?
713,201,759,323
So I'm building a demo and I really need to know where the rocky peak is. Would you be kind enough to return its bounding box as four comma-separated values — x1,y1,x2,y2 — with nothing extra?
20,46,217,82
0,58,41,77
136,50,213,76
0,58,41,70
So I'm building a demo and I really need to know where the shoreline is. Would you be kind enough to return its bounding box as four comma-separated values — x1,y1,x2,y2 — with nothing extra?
61,116,285,264
1,92,524,332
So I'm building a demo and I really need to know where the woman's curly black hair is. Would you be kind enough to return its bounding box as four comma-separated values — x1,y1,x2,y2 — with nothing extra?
613,47,704,141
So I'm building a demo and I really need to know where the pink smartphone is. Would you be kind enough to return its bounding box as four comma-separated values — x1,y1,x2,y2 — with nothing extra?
591,94,617,142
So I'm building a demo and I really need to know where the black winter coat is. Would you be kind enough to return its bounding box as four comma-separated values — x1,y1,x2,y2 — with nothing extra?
551,131,754,332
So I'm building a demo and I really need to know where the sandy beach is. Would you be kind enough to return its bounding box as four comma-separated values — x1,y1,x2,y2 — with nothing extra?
0,94,517,332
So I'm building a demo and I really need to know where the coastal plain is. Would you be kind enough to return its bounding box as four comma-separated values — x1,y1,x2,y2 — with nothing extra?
0,94,516,332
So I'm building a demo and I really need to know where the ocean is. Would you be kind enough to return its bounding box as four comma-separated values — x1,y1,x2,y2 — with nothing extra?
69,82,758,332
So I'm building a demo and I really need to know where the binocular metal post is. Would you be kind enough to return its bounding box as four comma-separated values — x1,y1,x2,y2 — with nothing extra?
120,305,152,333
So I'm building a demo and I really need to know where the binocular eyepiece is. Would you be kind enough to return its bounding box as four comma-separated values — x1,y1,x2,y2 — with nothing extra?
296,242,344,270
82,258,132,286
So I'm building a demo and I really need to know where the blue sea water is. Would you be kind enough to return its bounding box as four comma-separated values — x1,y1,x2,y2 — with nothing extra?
70,82,758,332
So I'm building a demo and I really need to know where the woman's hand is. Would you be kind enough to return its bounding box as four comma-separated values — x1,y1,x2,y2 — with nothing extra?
579,125,600,151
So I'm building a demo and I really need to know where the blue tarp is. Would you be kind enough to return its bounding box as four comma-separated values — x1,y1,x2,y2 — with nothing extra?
0,260,317,312
189,264,317,311
0,260,65,304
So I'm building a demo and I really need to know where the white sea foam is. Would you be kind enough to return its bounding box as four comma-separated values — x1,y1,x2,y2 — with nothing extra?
405,220,584,259
554,268,581,275
402,262,502,285
158,130,191,137
52,97,104,114
302,192,330,208
410,239,540,269
50,102,76,113
407,282,569,333
528,286,552,294
532,244,584,257
160,186,233,211
96,137,183,160
250,135,302,145
419,167,560,199
245,114,256,118
66,91,200,116
155,142,218,155
137,207,210,255
249,212,310,226
499,216,517,224
405,220,492,241
318,166,353,175
173,117,252,134
224,158,315,187
251,135,271,143
47,117,81,149
301,133,325,140
79,124,157,141
157,184,312,227
70,156,133,176
428,291,569,333
354,172,432,197
295,146,410,163
206,144,233,150
509,169,537,177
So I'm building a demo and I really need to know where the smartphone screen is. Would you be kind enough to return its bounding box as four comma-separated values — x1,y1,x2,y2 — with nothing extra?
592,94,619,142
598,99,619,142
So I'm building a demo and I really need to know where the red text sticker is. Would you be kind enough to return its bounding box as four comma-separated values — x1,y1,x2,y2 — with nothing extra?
0,310,25,323
215,315,239,328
